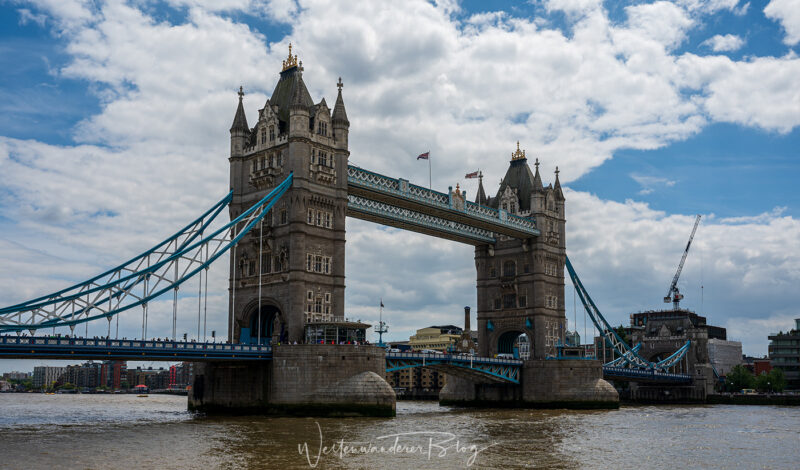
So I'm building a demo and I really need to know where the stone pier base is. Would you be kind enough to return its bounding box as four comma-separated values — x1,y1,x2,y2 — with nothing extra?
440,359,618,409
189,344,396,417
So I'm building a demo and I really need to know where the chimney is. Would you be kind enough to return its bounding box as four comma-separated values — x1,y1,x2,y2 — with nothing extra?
464,306,471,332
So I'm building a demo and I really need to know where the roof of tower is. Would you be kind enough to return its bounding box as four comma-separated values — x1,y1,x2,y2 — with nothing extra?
489,143,536,212
332,77,349,125
230,86,249,133
269,44,314,122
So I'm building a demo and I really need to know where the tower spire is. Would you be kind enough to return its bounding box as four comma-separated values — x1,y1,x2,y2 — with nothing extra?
230,86,249,133
554,166,564,200
332,76,349,125
533,157,543,191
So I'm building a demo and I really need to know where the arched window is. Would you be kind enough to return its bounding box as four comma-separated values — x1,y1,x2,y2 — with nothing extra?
260,128,266,145
503,260,516,277
269,125,275,141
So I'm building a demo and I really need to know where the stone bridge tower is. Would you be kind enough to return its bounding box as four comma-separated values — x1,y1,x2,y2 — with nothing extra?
475,143,566,359
227,45,350,344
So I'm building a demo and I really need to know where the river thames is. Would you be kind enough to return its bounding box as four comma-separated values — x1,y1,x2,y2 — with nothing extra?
0,394,798,469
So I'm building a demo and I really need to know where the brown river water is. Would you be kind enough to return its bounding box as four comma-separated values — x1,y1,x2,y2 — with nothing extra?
0,394,798,469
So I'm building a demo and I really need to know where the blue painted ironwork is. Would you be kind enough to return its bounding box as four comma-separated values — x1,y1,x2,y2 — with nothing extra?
385,351,522,384
565,255,691,373
347,165,539,241
0,174,294,334
347,195,496,244
0,335,272,361
604,343,642,366
602,366,691,383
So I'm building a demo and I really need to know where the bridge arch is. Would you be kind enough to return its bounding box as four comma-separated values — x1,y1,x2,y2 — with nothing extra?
496,330,531,359
242,299,285,345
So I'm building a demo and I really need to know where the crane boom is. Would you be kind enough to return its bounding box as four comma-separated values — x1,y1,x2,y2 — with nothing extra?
664,214,701,309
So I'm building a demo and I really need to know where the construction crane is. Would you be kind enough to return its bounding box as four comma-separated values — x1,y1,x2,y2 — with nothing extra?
664,214,701,309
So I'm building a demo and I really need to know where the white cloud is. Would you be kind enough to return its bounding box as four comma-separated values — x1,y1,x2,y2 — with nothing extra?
701,33,745,52
720,206,788,224
630,174,676,195
17,8,47,27
625,1,694,50
764,0,800,46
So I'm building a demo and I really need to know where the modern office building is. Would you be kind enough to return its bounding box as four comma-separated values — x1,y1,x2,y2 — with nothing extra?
768,319,800,389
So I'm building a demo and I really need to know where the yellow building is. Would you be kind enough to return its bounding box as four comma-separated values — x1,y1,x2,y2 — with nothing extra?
408,325,462,352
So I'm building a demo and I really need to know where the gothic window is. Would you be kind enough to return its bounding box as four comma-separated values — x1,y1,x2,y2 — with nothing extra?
323,257,330,274
269,155,275,167
519,295,527,307
318,121,327,136
314,297,323,313
278,153,283,166
269,126,275,141
307,290,313,301
306,254,313,271
503,294,516,309
319,152,327,167
503,260,516,277
324,212,331,228
324,292,331,303
510,201,516,213
261,253,271,274
260,128,266,144
280,208,288,225
502,202,507,211
307,208,314,224
494,298,501,310
316,211,323,226
311,149,316,164
314,255,323,273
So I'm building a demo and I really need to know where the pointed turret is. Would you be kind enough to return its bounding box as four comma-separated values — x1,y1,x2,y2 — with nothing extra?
230,86,249,133
475,174,487,205
332,77,349,125
533,158,543,192
230,86,249,158
554,166,564,200
332,77,350,148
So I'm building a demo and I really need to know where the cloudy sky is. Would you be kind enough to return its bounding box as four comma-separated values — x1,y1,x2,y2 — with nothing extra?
1,0,799,372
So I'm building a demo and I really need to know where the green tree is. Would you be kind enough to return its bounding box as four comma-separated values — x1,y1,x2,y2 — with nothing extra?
725,364,754,392
759,368,787,393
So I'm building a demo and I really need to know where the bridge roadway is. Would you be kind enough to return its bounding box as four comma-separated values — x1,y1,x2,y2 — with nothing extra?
0,336,690,384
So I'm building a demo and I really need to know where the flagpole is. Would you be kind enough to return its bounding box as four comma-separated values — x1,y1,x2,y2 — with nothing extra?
428,152,432,193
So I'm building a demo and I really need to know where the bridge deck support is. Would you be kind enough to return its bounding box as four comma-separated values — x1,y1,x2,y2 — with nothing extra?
440,359,619,409
189,344,395,416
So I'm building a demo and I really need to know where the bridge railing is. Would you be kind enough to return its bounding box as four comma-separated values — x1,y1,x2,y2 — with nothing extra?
603,366,691,382
0,336,272,353
386,351,523,365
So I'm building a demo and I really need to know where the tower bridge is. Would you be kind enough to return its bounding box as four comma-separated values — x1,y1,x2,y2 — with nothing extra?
0,46,702,415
